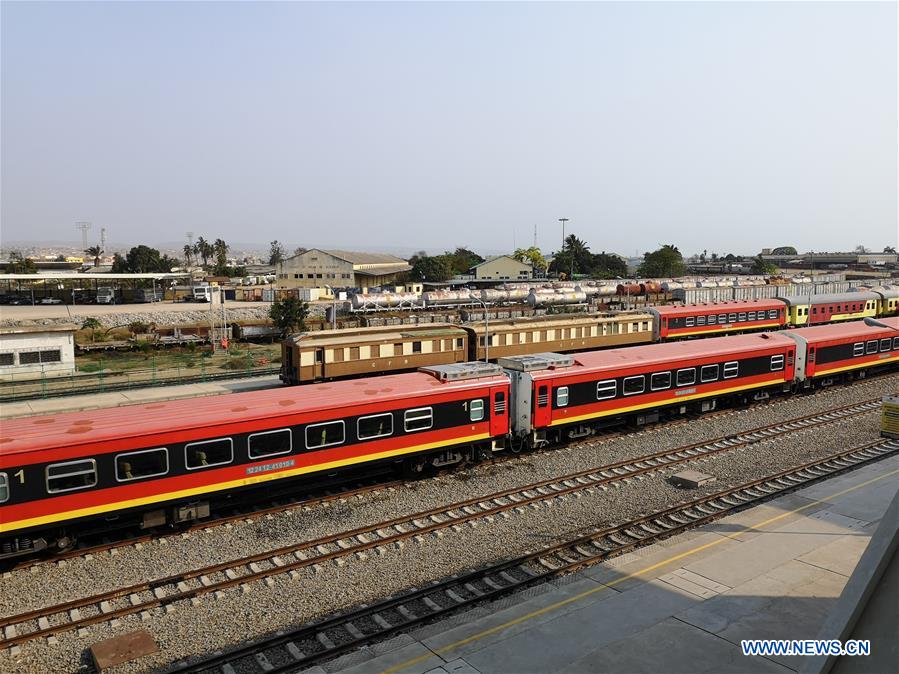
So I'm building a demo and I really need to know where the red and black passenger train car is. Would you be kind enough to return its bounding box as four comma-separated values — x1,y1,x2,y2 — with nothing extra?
0,363,509,559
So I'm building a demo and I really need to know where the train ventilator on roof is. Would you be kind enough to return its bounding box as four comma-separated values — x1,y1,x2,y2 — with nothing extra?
419,362,504,381
882,396,899,439
497,353,576,372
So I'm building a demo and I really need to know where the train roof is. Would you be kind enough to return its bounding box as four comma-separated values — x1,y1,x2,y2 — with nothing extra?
286,323,467,346
873,286,899,299
650,299,784,315
0,370,508,457
526,332,796,380
784,316,899,343
776,291,879,305
471,312,653,332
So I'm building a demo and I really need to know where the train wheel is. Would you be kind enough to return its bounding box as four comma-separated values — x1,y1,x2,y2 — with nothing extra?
55,535,76,553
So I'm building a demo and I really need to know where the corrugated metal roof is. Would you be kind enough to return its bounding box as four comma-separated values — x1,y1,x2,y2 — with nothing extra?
353,264,412,276
323,250,408,265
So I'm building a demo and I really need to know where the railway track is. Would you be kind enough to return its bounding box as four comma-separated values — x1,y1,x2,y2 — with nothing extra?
170,437,899,674
0,397,882,652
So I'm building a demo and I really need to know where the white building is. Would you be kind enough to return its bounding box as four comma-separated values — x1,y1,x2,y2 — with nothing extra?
0,325,77,379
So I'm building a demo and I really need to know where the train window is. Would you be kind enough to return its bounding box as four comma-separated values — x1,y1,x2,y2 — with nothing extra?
333,349,344,363
556,387,569,407
676,369,696,386
728,313,737,323
248,429,292,459
738,313,747,322
494,392,506,415
707,315,717,325
357,413,394,440
696,316,706,326
881,339,892,353
813,308,818,315
456,338,464,349
537,386,549,407
685,317,695,327
371,344,381,358
719,314,727,324
700,364,719,382
404,408,433,432
306,421,346,448
852,343,864,357
470,399,486,420
115,448,168,482
723,361,739,378
747,312,756,321
186,438,234,469
0,473,8,503
412,341,422,354
894,337,899,349
650,372,671,391
314,351,323,364
622,376,644,396
350,347,360,360
596,380,616,400
770,355,784,371
768,310,779,319
866,340,878,355
46,459,97,494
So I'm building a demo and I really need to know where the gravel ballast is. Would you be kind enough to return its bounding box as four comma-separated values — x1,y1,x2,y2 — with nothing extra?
1,375,896,673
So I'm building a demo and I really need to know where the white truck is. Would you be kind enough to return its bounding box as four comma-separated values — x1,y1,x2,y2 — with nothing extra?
192,286,214,302
97,287,116,304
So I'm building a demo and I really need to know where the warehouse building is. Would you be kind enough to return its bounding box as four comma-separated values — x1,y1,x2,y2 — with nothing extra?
0,325,77,380
468,255,534,281
276,249,412,290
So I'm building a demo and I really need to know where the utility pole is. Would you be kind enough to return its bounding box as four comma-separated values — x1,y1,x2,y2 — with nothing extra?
75,222,91,250
100,228,107,254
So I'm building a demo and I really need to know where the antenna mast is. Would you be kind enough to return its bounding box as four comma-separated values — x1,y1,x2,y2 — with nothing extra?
75,221,91,250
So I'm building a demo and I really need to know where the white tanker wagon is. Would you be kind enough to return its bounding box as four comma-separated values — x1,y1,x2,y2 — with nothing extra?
350,291,423,311
527,288,588,307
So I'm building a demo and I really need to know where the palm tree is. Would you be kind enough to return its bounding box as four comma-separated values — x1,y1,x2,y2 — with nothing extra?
195,237,212,267
183,244,193,267
85,245,103,267
563,234,591,275
213,238,229,271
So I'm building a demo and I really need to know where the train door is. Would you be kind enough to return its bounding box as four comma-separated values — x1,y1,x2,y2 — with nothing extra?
532,382,552,429
489,386,509,437
313,348,325,380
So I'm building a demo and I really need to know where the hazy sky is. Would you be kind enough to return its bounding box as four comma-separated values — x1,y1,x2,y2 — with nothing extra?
2,1,896,256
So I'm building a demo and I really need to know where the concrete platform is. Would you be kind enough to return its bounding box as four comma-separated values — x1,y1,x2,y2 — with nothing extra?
0,375,279,418
324,456,899,674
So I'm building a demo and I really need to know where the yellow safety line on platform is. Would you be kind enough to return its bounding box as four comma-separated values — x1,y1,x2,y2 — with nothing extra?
379,463,899,674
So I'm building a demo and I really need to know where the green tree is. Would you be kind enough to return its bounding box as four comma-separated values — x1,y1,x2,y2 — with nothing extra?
447,247,484,275
81,317,102,342
212,238,229,274
6,251,38,274
513,247,548,276
269,296,309,336
409,254,454,282
884,246,897,254
85,245,103,267
638,244,687,277
182,244,194,267
590,252,628,279
195,237,212,267
549,235,592,278
113,245,177,273
269,240,285,266
751,255,778,275
771,246,797,255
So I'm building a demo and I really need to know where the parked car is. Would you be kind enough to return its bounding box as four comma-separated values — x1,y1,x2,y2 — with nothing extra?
39,297,63,304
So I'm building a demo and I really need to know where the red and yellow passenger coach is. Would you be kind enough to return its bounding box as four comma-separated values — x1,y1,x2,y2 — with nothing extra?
784,317,899,384
649,299,787,340
0,363,509,560
501,332,797,445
